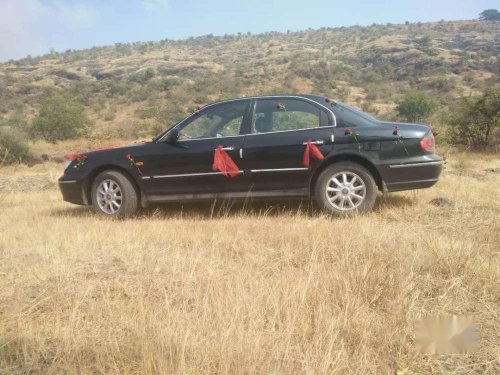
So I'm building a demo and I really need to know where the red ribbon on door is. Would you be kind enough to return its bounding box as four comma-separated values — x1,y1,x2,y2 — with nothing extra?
302,140,324,167
213,145,240,178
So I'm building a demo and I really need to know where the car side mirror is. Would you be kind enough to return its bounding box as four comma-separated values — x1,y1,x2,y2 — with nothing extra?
165,128,179,143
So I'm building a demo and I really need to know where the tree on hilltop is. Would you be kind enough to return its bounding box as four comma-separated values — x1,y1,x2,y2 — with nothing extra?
479,9,500,21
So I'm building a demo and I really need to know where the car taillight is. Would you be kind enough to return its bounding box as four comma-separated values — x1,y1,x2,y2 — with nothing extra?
420,131,435,153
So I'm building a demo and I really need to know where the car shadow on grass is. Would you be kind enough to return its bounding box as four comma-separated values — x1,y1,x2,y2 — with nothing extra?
374,193,416,211
49,199,318,219
140,199,318,219
50,194,416,219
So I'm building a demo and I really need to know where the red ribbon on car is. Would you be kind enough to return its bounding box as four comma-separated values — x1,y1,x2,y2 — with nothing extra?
212,145,240,177
302,140,324,167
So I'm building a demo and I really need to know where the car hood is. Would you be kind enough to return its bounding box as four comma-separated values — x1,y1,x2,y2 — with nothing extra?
77,141,149,158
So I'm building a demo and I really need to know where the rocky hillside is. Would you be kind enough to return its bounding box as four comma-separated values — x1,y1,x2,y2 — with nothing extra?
0,19,498,139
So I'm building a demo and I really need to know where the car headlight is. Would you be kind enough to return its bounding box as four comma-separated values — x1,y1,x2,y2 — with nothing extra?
63,153,87,172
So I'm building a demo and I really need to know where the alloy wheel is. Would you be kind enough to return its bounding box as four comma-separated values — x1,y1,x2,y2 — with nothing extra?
325,171,366,211
96,179,122,214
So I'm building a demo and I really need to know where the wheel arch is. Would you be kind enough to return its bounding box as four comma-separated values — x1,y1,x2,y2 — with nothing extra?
83,165,141,205
309,153,384,196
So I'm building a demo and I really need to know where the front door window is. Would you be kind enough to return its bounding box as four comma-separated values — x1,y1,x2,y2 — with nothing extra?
179,101,248,140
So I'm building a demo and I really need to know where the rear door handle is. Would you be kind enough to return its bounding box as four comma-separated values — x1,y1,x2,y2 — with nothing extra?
302,140,324,145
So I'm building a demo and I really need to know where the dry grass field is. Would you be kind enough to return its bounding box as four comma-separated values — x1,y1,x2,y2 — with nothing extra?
0,150,499,374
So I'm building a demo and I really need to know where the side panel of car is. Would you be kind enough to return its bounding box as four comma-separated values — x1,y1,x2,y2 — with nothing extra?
238,97,335,192
139,138,247,195
241,129,334,191
136,99,252,196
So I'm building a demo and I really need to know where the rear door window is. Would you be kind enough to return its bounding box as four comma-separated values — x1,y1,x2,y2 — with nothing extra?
251,99,322,134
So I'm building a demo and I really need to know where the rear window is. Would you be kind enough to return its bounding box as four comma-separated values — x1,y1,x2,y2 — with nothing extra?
331,102,377,127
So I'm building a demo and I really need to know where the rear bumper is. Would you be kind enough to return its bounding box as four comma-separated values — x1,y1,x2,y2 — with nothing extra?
379,158,444,192
58,177,87,205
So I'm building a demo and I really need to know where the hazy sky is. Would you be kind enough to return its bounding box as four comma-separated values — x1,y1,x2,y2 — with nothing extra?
0,0,497,62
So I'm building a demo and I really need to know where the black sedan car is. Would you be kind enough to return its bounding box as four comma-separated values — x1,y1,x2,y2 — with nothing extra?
59,95,443,216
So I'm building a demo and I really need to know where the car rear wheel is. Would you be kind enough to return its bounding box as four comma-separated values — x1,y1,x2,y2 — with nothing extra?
91,170,138,217
315,162,377,215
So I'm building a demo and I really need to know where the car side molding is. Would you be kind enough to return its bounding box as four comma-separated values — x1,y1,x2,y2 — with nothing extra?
145,188,309,203
389,161,444,169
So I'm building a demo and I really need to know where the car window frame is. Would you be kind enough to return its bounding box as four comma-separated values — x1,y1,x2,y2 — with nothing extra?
243,97,331,136
160,99,252,142
156,96,336,142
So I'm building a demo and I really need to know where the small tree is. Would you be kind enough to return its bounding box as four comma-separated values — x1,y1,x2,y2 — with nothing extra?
396,91,436,123
479,9,500,21
448,89,499,148
31,91,93,142
0,128,31,164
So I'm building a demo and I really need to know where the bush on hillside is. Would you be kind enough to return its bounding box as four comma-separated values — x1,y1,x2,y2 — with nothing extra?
131,68,156,84
0,128,31,164
396,91,436,123
447,89,499,148
30,91,93,142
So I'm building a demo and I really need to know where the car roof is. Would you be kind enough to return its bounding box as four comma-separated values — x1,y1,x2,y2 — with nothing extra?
205,94,329,106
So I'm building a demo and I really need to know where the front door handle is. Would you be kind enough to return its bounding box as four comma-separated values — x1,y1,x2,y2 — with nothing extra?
218,146,235,151
302,140,324,145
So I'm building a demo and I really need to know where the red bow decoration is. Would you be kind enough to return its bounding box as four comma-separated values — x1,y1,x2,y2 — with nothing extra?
213,145,240,177
302,140,324,167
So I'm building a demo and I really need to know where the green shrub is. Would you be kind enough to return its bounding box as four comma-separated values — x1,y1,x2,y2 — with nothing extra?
396,91,436,123
30,91,93,142
158,78,180,92
0,128,31,164
131,68,156,84
430,77,455,92
447,89,499,148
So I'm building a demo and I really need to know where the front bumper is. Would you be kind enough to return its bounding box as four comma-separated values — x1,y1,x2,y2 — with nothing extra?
58,177,88,205
379,157,444,192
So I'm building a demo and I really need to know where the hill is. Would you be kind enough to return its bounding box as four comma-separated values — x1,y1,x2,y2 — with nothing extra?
0,19,499,140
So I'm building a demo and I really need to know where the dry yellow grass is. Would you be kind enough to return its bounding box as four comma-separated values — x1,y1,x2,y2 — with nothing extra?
0,152,499,374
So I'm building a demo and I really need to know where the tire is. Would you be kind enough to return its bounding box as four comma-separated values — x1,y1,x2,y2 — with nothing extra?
314,162,378,216
91,170,139,217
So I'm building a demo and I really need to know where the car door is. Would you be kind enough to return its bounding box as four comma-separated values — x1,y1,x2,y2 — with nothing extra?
239,97,334,192
143,99,251,196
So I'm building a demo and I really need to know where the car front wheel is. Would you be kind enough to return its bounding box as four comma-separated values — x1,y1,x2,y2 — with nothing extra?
315,162,377,215
91,170,139,217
